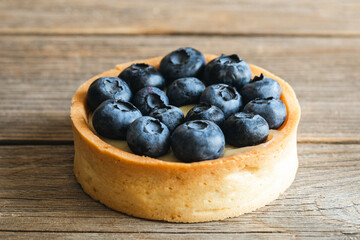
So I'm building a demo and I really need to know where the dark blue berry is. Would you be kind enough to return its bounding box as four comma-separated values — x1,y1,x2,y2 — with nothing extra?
92,100,142,139
149,105,184,133
127,116,170,158
241,73,281,104
132,87,169,115
87,77,132,111
119,63,165,93
200,84,243,118
166,77,206,107
223,112,269,147
159,47,206,85
243,97,287,129
171,120,225,163
203,54,252,90
185,104,225,126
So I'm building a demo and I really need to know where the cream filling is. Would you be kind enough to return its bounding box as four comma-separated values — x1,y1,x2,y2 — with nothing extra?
88,104,276,162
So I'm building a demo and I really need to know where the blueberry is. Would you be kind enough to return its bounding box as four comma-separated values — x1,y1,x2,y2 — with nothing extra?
203,54,252,90
132,87,169,115
87,77,132,111
149,105,184,133
223,112,269,147
92,100,142,139
171,120,225,163
185,103,225,127
119,63,165,93
243,97,287,129
159,47,206,84
166,77,206,107
241,73,281,104
200,84,243,118
127,116,170,158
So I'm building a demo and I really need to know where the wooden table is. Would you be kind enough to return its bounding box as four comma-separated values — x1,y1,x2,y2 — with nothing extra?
1,1,359,239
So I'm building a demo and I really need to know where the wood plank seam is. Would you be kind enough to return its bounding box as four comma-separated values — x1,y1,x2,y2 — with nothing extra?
1,139,360,145
1,31,360,38
0,140,74,145
0,230,349,234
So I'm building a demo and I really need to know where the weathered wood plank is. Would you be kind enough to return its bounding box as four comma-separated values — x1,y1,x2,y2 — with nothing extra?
0,231,357,240
0,144,359,238
0,35,359,142
1,0,360,36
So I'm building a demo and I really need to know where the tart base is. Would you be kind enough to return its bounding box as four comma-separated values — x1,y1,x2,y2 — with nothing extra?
71,55,301,222
73,131,297,222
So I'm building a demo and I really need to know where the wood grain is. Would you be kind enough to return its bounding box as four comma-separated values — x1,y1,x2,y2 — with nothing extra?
0,35,359,142
0,232,358,240
1,0,360,36
0,144,359,238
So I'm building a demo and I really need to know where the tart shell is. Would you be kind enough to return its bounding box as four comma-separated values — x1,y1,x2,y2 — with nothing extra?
71,55,301,223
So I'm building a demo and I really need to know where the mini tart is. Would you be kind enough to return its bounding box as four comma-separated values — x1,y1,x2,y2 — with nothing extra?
71,54,301,223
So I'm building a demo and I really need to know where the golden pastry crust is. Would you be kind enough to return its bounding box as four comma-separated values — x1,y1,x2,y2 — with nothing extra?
71,54,301,222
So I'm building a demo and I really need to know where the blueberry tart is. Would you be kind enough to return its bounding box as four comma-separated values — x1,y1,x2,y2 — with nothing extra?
71,53,301,223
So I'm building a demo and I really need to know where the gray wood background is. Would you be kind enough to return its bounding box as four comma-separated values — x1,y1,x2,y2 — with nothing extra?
1,0,359,239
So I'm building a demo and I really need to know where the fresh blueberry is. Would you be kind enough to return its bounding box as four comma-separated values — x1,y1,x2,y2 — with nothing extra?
87,77,132,111
171,120,225,163
203,54,252,90
132,87,169,115
149,105,184,133
119,63,166,93
166,77,206,107
159,47,206,84
185,103,225,126
241,73,282,104
92,100,142,139
223,112,269,147
243,97,287,129
200,84,243,118
127,116,170,158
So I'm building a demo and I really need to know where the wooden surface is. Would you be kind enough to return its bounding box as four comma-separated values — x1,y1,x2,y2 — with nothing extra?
1,1,359,239
1,0,360,36
1,144,359,239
